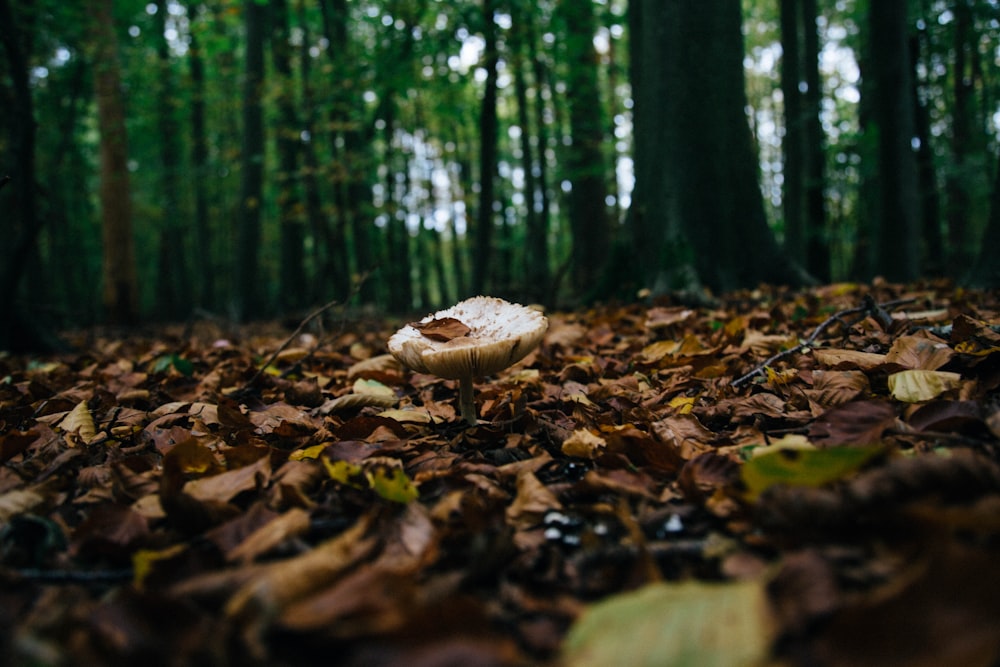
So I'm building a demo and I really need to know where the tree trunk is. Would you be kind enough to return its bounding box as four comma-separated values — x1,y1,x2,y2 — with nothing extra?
0,0,42,348
945,0,974,273
632,0,807,293
154,0,189,320
234,0,266,320
187,7,214,308
558,0,611,300
512,4,548,304
271,0,307,311
472,0,499,295
779,0,805,262
801,0,829,281
910,30,944,276
868,0,920,282
967,149,1000,287
89,0,139,325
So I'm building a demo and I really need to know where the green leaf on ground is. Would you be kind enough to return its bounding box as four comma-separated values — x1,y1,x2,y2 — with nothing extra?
561,579,771,667
742,444,883,498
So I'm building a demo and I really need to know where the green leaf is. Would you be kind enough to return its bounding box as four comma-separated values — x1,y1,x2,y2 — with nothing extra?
321,456,418,504
562,579,771,667
366,466,419,504
741,444,882,499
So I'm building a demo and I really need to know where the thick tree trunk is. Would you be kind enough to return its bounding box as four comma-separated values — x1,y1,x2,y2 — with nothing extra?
945,0,974,273
234,0,266,320
868,0,921,281
633,0,807,293
558,0,611,299
0,0,41,348
89,0,139,325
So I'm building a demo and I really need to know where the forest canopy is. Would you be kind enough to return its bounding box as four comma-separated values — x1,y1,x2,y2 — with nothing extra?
1,0,1000,337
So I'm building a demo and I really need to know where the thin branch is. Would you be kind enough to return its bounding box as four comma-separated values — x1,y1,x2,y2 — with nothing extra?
731,296,916,388
5,567,133,584
227,272,371,397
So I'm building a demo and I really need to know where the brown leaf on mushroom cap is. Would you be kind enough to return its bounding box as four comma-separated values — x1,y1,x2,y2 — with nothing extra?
410,317,471,342
388,296,548,379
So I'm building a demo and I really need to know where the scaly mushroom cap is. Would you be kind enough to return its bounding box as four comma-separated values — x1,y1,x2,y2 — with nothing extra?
388,296,548,380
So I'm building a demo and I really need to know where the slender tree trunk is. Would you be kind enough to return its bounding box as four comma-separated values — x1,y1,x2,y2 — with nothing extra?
967,150,1000,286
558,0,611,299
271,0,307,311
527,8,554,302
910,30,944,275
296,0,343,303
869,0,920,281
801,0,828,281
472,0,499,295
234,0,266,319
946,0,974,273
780,0,805,261
154,0,189,320
512,6,548,303
89,0,139,324
187,9,214,308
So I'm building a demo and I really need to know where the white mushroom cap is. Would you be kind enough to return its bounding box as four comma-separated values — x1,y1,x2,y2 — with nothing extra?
388,296,548,380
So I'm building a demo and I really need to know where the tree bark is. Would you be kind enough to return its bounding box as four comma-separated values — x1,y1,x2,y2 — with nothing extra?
187,6,214,308
234,0,266,320
945,0,974,272
472,0,499,295
558,0,611,299
868,0,921,281
632,0,808,293
780,0,805,262
89,0,139,325
0,0,41,347
271,0,307,311
801,0,829,281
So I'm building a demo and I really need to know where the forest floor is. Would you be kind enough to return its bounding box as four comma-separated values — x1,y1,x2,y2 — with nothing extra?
2,281,1000,666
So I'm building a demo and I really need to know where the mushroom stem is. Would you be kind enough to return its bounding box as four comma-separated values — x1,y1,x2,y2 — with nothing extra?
458,374,477,425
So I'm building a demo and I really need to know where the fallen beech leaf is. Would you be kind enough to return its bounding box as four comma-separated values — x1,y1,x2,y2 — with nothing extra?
0,482,53,523
352,378,396,400
812,348,887,370
227,507,311,563
742,445,883,499
888,370,963,402
886,334,954,370
59,400,97,446
184,455,271,504
410,316,471,342
561,429,606,459
809,400,898,446
506,470,562,528
562,579,771,667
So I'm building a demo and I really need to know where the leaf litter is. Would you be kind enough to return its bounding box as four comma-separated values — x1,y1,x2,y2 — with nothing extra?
1,281,1000,665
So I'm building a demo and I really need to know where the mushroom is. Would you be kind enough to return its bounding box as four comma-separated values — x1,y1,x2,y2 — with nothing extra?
388,296,548,425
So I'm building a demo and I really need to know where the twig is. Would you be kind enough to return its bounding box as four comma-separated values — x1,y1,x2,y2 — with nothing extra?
731,296,916,388
227,272,371,397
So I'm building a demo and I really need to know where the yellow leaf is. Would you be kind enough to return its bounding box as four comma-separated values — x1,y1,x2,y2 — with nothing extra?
290,444,328,461
887,369,963,403
59,400,97,445
322,457,364,487
561,429,607,459
669,395,696,414
133,544,187,589
365,466,419,504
